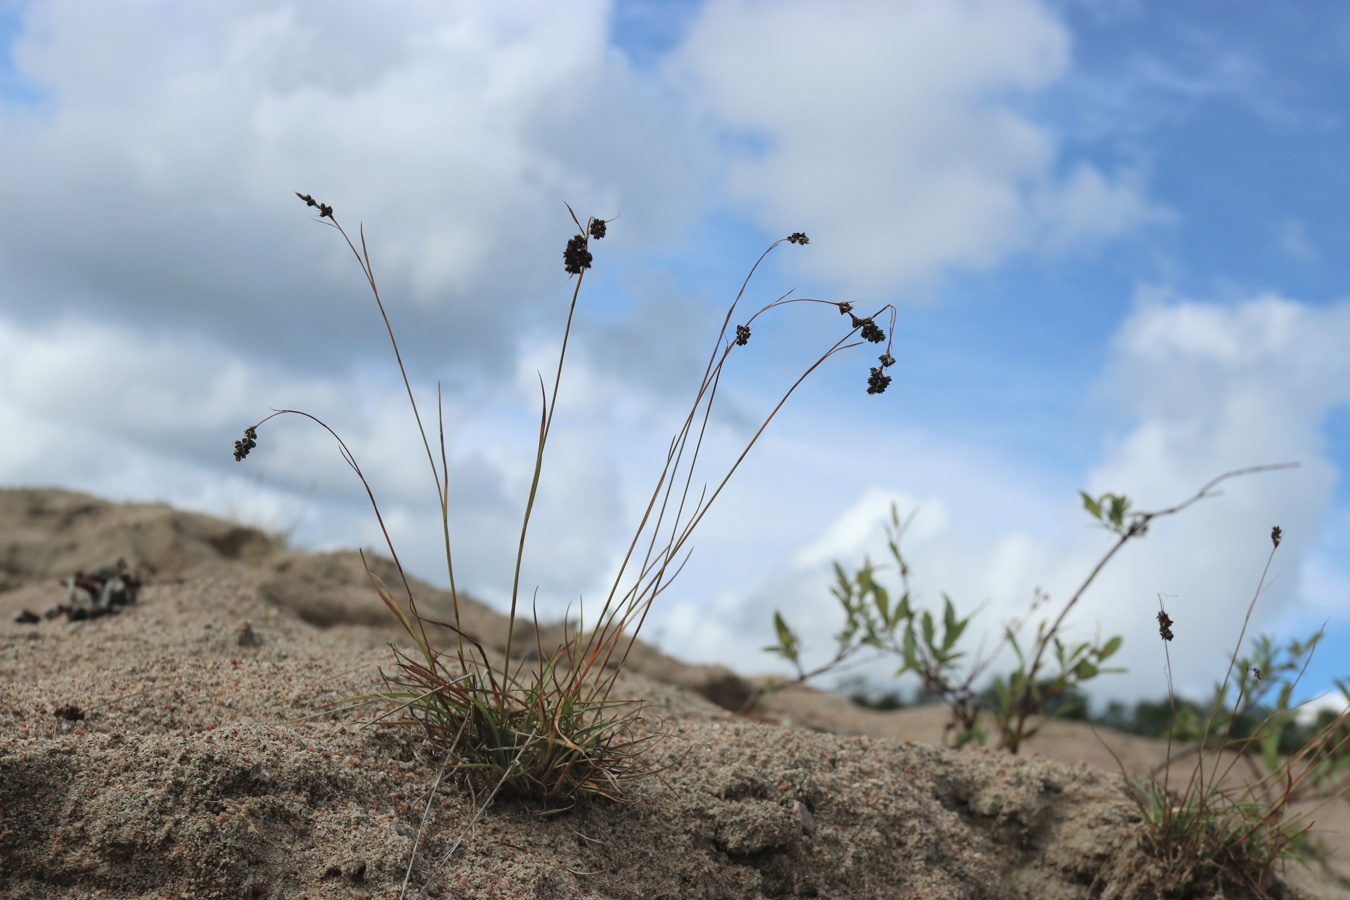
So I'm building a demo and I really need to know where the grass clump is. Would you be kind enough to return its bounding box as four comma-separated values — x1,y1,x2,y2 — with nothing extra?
235,193,895,809
1112,524,1350,897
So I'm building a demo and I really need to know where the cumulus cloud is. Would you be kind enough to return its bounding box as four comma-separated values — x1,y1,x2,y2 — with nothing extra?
0,0,1167,417
0,0,709,375
665,0,1162,294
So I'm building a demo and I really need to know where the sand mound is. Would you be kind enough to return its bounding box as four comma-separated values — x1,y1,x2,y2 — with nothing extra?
1,488,1345,898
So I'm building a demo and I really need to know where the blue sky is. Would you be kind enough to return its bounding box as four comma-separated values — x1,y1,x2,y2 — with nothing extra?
0,0,1347,715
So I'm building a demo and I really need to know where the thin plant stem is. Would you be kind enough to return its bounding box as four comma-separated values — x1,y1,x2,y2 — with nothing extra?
1006,462,1299,751
503,261,587,692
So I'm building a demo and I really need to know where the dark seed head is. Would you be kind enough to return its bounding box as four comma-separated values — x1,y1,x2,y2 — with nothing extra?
787,232,809,245
1271,525,1282,548
1156,610,1174,642
838,301,853,315
295,192,333,218
735,324,751,346
234,426,258,462
564,234,592,275
589,218,607,240
860,320,885,343
879,353,895,368
866,367,892,395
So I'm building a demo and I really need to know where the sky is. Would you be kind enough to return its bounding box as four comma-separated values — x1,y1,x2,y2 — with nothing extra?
1,0,1348,716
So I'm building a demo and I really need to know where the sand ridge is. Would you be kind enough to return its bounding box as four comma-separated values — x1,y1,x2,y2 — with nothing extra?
1,488,1346,898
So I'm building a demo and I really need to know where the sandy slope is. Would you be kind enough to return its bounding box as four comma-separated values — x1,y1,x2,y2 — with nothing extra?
0,488,1345,899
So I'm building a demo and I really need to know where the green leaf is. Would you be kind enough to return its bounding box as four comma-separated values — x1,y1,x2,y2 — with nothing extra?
1106,494,1130,527
857,562,874,595
830,562,852,604
1100,635,1124,659
940,596,968,653
1073,661,1099,681
1080,491,1102,521
947,617,969,650
771,611,799,662
892,592,912,629
902,627,919,669
873,583,891,625
921,610,935,650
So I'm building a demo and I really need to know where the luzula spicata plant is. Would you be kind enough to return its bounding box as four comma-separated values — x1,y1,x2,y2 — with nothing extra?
234,192,896,807
1111,524,1350,897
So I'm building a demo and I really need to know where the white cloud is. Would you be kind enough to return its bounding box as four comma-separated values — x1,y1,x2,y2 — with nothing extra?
666,0,1161,294
792,488,938,570
1034,163,1169,251
0,0,710,374
0,0,1168,446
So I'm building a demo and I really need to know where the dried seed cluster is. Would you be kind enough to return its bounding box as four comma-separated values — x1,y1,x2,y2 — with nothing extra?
848,308,895,395
564,234,592,275
564,216,609,275
295,192,333,219
868,357,894,395
234,426,257,462
728,253,897,394
1157,610,1174,642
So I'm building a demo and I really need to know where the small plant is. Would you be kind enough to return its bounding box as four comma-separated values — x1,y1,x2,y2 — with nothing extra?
235,193,895,808
1110,525,1350,896
762,465,1296,751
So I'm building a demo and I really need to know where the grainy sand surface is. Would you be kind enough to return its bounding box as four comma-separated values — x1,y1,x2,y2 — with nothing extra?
1,488,1346,898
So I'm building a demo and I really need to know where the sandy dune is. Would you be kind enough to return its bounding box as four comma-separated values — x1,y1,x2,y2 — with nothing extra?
1,488,1345,898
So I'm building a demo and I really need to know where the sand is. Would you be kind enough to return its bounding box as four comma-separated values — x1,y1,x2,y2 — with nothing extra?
1,487,1346,899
